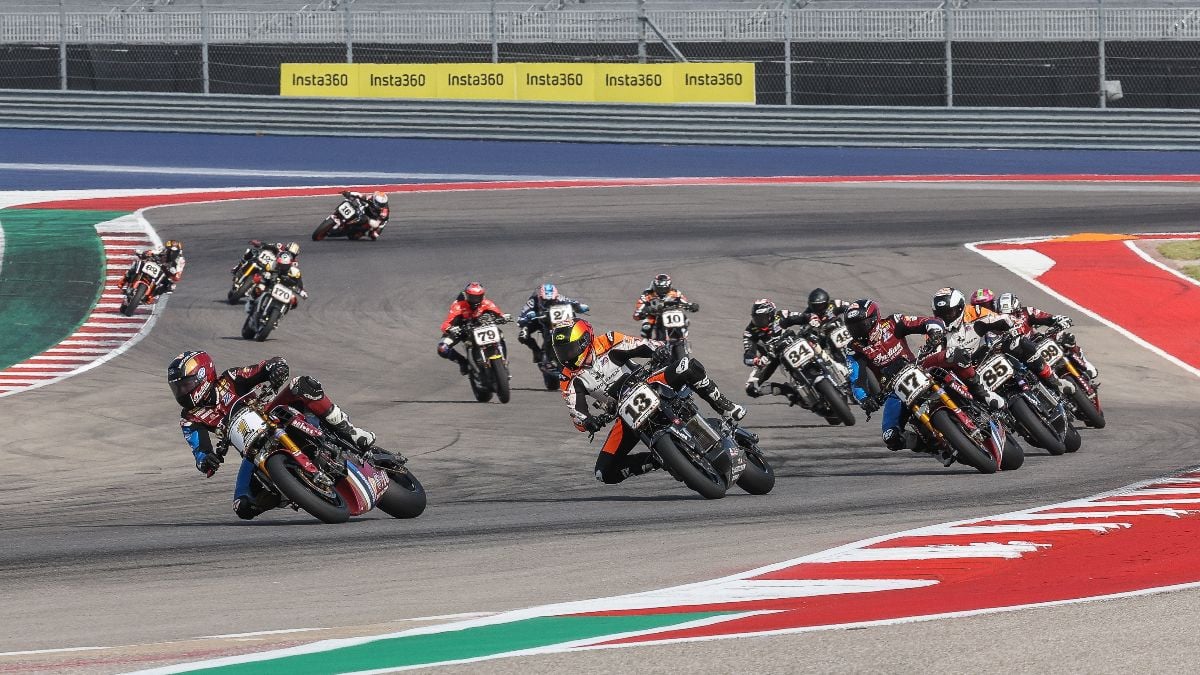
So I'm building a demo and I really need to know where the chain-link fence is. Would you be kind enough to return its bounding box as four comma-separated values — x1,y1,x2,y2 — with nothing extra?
1,0,1198,107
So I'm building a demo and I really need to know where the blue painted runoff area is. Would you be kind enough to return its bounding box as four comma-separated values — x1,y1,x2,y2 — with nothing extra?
3,128,1200,190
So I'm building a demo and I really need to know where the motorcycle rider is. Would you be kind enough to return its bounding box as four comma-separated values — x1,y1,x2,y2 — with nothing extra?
552,318,745,484
793,288,866,402
167,350,380,520
741,298,815,403
516,283,590,363
932,287,1074,396
843,299,950,459
341,190,390,240
247,242,306,310
121,239,185,296
632,274,698,339
438,282,507,375
991,291,1098,381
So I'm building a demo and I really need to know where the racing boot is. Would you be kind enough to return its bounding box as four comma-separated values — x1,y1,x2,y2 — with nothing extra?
322,404,376,449
694,377,747,422
233,486,281,521
765,382,804,407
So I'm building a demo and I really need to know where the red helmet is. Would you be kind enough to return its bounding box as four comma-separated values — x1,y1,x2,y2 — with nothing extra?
168,350,216,408
463,282,486,308
843,299,880,340
552,318,595,369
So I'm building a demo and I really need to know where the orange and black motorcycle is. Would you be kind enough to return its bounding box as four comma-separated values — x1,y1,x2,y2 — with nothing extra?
119,256,166,316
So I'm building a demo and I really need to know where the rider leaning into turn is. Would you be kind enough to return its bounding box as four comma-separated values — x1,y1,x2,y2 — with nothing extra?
342,190,390,240
167,351,378,520
121,239,185,296
247,242,307,308
552,318,746,485
632,274,698,339
741,297,818,402
516,283,589,363
981,289,1098,381
438,282,507,375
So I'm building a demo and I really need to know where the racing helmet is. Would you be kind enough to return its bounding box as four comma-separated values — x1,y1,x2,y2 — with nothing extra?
371,191,389,207
807,288,832,315
751,298,777,329
931,287,967,328
463,282,486,309
168,350,216,409
163,240,183,259
994,292,1022,314
552,318,595,369
969,288,995,308
538,283,560,302
843,299,880,340
651,273,672,297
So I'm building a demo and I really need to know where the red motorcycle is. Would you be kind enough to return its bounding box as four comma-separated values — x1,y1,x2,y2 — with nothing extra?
119,256,166,316
223,386,425,523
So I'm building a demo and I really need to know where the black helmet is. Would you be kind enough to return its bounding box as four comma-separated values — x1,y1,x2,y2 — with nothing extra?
751,298,777,329
931,287,967,329
167,350,216,409
651,274,672,297
843,299,880,340
807,288,831,315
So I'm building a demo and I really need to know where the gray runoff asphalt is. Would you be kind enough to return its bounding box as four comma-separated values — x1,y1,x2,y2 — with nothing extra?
2,182,1200,673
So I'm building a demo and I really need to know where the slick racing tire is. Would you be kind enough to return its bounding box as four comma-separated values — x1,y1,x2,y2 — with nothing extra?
1001,435,1025,471
240,315,256,340
265,453,350,524
712,419,775,495
469,369,494,403
1068,378,1105,429
1064,424,1082,453
254,305,281,342
1009,396,1066,456
859,363,883,398
493,360,512,404
815,378,855,426
121,286,145,317
312,217,336,241
931,408,997,474
376,468,427,519
228,277,254,305
653,435,728,500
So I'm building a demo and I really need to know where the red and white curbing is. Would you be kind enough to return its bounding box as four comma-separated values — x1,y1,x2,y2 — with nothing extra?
0,213,163,398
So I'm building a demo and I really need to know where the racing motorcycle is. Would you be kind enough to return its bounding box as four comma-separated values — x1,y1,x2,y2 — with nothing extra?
966,331,1078,455
460,312,512,403
241,279,299,342
228,247,276,304
312,196,379,241
119,256,166,316
222,386,425,524
818,318,882,399
881,358,1021,473
531,302,586,390
764,326,856,426
1033,327,1104,429
642,298,698,355
594,357,774,499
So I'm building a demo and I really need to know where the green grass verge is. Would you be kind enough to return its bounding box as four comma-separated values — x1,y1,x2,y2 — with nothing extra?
1157,240,1200,261
1181,265,1200,281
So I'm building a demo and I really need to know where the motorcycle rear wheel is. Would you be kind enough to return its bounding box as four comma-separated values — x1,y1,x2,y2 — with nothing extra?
1064,425,1082,453
265,453,350,524
815,378,855,426
376,468,427,519
1009,396,1066,455
653,435,728,500
1001,435,1025,471
931,408,997,474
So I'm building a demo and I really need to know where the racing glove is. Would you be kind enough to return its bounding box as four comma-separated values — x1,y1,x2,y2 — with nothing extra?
688,302,700,312
196,452,223,476
577,303,590,314
1054,315,1073,330
582,416,604,433
860,393,884,417
753,355,772,368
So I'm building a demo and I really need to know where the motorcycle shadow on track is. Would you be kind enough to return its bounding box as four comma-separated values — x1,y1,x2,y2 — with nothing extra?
464,494,736,504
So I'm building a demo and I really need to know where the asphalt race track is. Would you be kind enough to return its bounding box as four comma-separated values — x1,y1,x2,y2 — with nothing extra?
3,182,1200,673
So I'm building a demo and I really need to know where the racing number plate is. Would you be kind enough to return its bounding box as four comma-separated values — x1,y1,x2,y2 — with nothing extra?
257,250,276,267
978,354,1015,391
140,260,161,278
1036,339,1065,365
661,310,687,328
336,200,356,220
548,304,575,327
619,383,661,429
782,338,817,368
892,364,932,405
227,407,268,455
473,325,501,346
830,325,852,349
270,284,295,304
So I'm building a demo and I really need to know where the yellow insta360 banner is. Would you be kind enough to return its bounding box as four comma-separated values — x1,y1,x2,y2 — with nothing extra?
280,63,755,104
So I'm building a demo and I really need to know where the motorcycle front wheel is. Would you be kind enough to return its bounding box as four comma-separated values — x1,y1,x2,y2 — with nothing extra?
1009,396,1066,455
312,217,337,241
254,305,281,342
815,378,855,426
228,277,253,304
653,435,728,500
1068,378,1105,429
121,285,145,317
493,360,511,404
930,408,998,474
265,453,350,524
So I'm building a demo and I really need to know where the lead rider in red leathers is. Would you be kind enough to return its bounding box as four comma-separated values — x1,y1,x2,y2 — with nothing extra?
168,350,379,520
437,282,508,375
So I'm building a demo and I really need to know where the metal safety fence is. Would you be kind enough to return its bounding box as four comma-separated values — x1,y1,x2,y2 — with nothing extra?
1,1,1199,108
